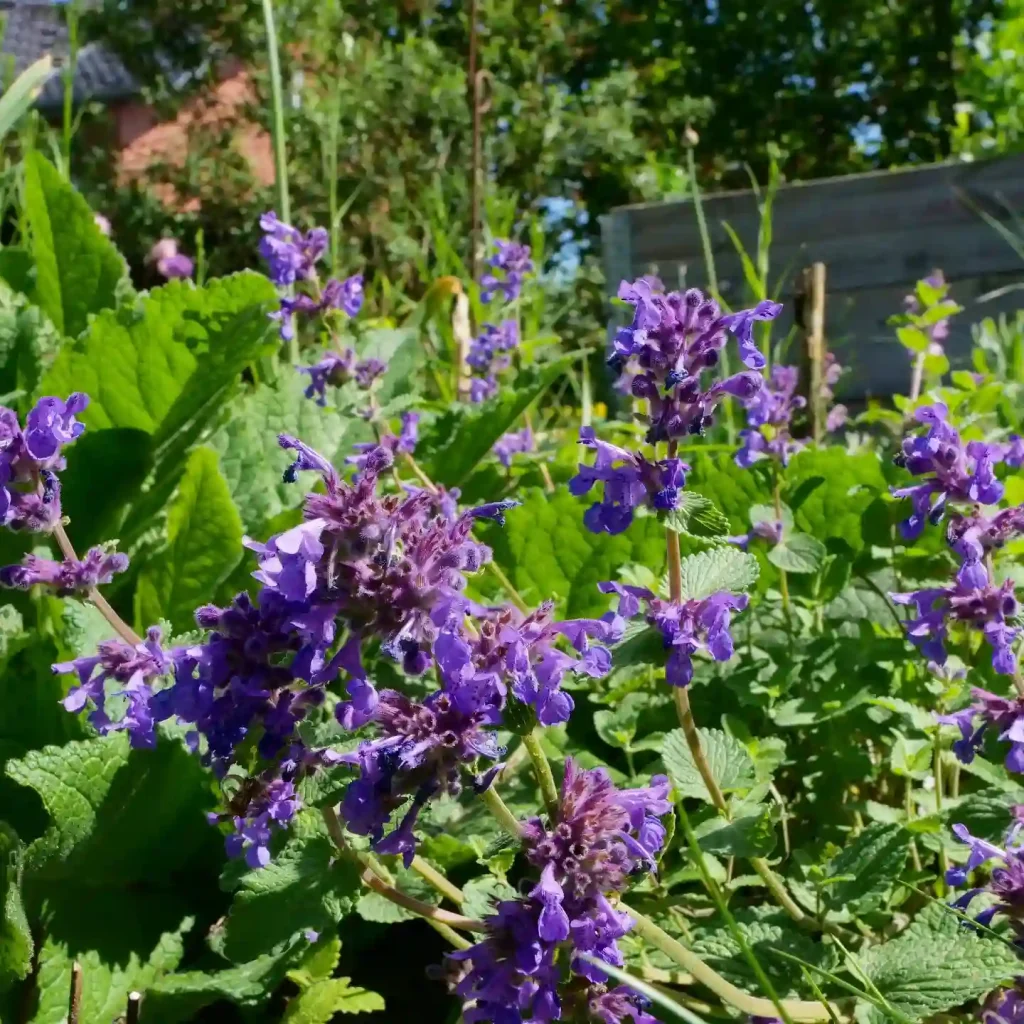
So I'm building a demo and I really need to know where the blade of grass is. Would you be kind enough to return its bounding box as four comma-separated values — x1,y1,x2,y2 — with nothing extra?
576,954,710,1024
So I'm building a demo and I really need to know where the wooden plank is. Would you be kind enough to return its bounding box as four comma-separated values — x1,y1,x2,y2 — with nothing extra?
623,154,1024,256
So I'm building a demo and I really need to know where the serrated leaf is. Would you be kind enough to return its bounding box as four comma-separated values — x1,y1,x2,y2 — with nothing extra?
424,358,570,487
358,326,421,405
858,907,1019,1017
356,868,440,923
678,546,759,600
221,836,361,963
663,492,731,538
135,446,244,633
824,823,910,915
695,806,777,858
0,823,31,992
461,875,517,919
750,502,793,532
288,936,342,986
897,325,930,353
36,272,275,439
23,151,126,337
767,532,827,574
211,374,357,534
284,978,385,1021
661,728,756,803
481,486,666,618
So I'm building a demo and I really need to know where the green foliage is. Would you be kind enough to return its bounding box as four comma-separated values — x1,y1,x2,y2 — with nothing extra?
678,546,760,600
661,728,757,803
823,823,911,915
0,823,32,992
663,492,731,540
22,153,126,338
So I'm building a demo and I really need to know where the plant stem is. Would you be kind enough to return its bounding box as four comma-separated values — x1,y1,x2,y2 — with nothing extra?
486,560,529,614
909,351,926,404
621,904,843,1022
429,919,473,950
772,471,793,632
905,779,923,873
321,807,485,931
62,0,79,175
480,785,524,838
52,521,141,646
410,855,465,907
934,741,948,893
523,729,560,820
673,686,727,812
748,858,810,925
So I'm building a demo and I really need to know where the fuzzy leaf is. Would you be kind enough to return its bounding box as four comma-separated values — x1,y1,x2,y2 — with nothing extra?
284,978,385,1021
0,823,31,992
461,875,518,919
695,806,777,858
23,151,125,337
663,492,731,539
678,546,759,600
481,486,666,618
661,728,756,803
824,823,910,915
287,936,341,987
766,532,827,574
135,446,244,633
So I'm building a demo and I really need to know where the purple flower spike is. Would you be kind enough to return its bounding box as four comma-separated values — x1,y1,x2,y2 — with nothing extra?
981,989,1024,1024
717,300,783,371
893,402,1005,539
570,427,689,535
734,364,806,470
493,426,534,468
600,581,747,687
467,320,519,402
938,688,1024,773
480,239,534,304
221,779,301,869
259,211,328,286
0,546,128,594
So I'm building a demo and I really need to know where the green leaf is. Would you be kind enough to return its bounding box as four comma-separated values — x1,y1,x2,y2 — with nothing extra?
663,492,731,539
0,56,53,141
824,823,910,915
593,692,647,751
23,152,126,337
221,835,361,963
750,502,793,532
36,272,275,438
858,903,1020,1018
423,358,570,487
916,300,960,326
678,546,759,599
30,890,192,1024
135,447,244,633
358,326,422,405
211,374,356,535
0,285,60,399
0,823,31,992
287,935,341,987
356,868,439,924
661,728,756,803
5,733,214,884
897,325,930,352
481,486,666,618
144,947,303,1023
766,532,827,574
890,735,933,779
284,978,385,1021
695,806,777,858
461,875,518,919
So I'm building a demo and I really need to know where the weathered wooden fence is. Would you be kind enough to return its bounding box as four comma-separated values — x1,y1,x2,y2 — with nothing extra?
600,154,1024,398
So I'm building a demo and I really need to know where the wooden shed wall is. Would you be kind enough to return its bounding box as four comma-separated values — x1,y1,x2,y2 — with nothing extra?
600,155,1024,399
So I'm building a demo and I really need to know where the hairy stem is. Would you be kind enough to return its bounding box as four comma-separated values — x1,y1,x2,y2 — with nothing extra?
934,742,949,892
52,521,141,646
622,905,844,1022
486,560,530,614
523,729,560,820
905,780,923,873
479,785,525,838
428,919,473,950
909,351,926,404
410,855,465,907
772,472,793,632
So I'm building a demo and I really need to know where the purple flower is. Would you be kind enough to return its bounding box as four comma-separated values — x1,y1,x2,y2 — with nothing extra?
54,626,168,748
448,762,669,1018
397,412,419,454
892,403,1005,540
821,353,848,431
494,426,534,468
149,238,194,280
258,211,327,286
609,279,775,443
891,560,1019,675
982,988,1024,1024
600,582,748,687
589,989,658,1024
948,506,1024,564
468,321,519,403
570,427,689,535
945,819,1024,938
481,239,534,304
735,364,805,469
322,274,364,318
938,688,1024,773
338,631,504,866
220,779,301,869
1005,436,1024,469
300,348,385,405
729,519,784,550
0,394,89,531
903,271,951,358
0,546,128,593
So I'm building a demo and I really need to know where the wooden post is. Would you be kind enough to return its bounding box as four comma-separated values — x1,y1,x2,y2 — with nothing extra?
126,991,142,1024
68,961,83,1024
799,263,828,443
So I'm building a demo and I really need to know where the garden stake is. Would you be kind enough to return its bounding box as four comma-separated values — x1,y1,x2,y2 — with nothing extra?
68,961,83,1024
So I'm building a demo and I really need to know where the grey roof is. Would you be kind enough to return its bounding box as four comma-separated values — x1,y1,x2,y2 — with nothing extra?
0,1,138,109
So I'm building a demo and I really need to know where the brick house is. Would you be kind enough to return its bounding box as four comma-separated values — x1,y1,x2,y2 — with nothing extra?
0,0,274,204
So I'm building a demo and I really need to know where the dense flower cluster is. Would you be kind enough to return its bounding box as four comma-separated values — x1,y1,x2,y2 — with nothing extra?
940,689,1024,772
1,393,89,531
450,760,669,1023
0,547,128,593
600,581,747,688
735,364,806,469
494,426,534,468
982,988,1024,1024
481,239,534,305
892,403,1004,540
468,320,519,403
300,345,383,406
945,818,1024,939
570,428,688,534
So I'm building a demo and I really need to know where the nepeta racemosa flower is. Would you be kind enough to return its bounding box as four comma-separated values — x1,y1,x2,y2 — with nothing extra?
981,988,1024,1024
149,238,194,280
300,345,384,406
259,212,328,286
735,364,806,469
0,547,127,594
892,403,1004,540
450,761,669,1023
468,320,519,403
891,559,1019,676
481,239,534,305
945,817,1024,938
54,626,168,749
1,394,88,531
494,426,534,468
939,689,1024,773
600,582,747,688
569,428,688,534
